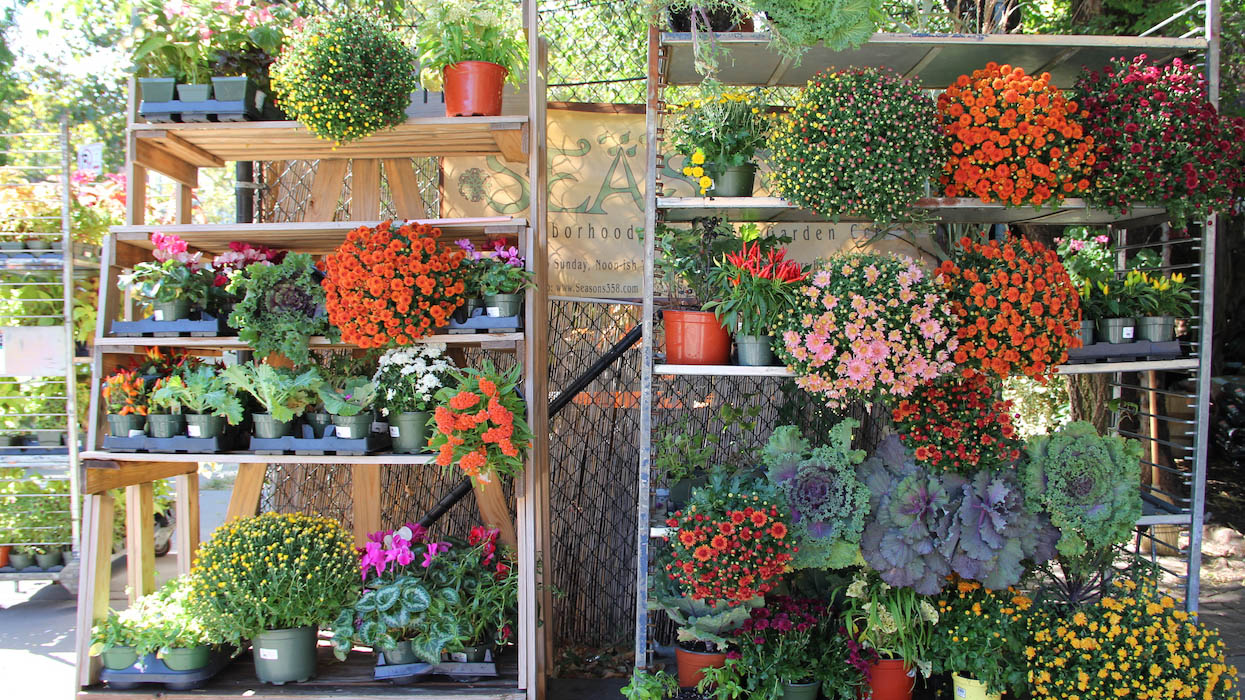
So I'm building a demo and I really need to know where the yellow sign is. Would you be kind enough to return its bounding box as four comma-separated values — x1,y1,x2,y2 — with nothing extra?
442,108,933,298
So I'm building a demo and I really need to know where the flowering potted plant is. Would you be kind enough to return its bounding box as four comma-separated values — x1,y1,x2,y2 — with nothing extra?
148,365,244,440
936,233,1082,381
430,362,532,483
228,252,334,364
696,596,831,700
891,374,1023,474
1133,271,1193,342
769,67,944,225
271,14,419,143
478,240,533,318
938,63,1094,207
703,237,806,366
669,89,767,196
322,221,466,348
1076,55,1245,231
411,0,527,117
453,239,487,320
841,571,940,700
1095,272,1146,344
1056,230,1114,345
775,252,958,409
207,241,285,318
188,513,357,685
90,577,223,673
117,233,212,321
103,368,149,438
373,345,457,454
316,376,379,440
221,362,322,439
928,581,1032,700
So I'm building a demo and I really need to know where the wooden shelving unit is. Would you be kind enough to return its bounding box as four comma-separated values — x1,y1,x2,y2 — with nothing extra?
74,4,551,698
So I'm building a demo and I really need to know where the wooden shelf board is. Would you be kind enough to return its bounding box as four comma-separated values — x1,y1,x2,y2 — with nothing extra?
130,116,529,168
657,196,1167,226
81,449,436,466
95,333,524,352
112,218,528,255
655,357,1199,377
661,31,1207,88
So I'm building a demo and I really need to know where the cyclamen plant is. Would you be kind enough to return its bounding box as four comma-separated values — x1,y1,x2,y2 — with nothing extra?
118,232,213,307
775,253,958,409
373,345,457,417
478,240,533,296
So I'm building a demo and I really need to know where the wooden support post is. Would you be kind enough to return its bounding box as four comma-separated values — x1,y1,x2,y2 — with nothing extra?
225,463,267,522
351,159,381,220
75,492,115,688
472,475,517,548
351,464,382,547
302,159,348,222
383,158,426,219
125,481,156,603
175,472,200,575
175,183,193,225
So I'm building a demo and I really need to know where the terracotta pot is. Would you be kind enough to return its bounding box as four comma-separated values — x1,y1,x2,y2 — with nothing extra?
664,309,730,365
862,659,914,700
444,61,508,117
0,545,9,568
675,646,726,688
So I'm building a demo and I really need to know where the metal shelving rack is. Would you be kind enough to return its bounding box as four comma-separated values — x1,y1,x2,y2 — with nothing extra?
0,125,84,588
635,0,1221,669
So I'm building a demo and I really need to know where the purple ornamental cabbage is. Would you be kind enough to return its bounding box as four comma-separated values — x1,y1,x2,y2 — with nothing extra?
948,470,1058,590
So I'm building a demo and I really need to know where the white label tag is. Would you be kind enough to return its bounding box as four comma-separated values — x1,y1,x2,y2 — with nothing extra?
450,652,468,663
1122,326,1135,340
486,306,502,317
371,421,386,433
956,687,967,699
152,309,164,321
128,429,144,437
187,424,202,437
389,426,400,438
258,648,278,660
336,426,352,439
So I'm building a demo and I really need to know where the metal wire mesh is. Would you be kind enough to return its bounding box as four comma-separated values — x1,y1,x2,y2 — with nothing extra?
541,0,648,104
255,158,440,222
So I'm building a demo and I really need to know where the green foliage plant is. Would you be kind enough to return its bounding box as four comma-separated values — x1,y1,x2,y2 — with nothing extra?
226,253,335,365
89,577,221,661
928,580,1033,697
149,366,244,424
841,570,940,678
410,0,527,91
188,512,358,648
221,362,322,422
753,0,885,58
271,13,418,144
317,376,378,417
653,220,786,308
668,88,767,194
621,668,679,700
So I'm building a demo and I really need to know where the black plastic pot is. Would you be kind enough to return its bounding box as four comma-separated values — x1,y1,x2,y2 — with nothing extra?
253,413,295,439
305,412,333,439
107,414,147,438
147,413,186,439
185,414,225,439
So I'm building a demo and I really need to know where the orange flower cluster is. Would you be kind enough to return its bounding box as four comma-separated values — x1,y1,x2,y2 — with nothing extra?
430,363,533,483
102,368,148,416
937,234,1082,382
938,63,1094,207
321,221,466,348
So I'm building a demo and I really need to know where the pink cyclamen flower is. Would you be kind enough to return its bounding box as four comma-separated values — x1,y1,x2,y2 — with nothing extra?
422,541,451,567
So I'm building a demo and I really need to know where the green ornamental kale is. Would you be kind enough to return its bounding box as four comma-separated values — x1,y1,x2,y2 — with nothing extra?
226,253,336,364
1022,421,1142,562
765,420,869,570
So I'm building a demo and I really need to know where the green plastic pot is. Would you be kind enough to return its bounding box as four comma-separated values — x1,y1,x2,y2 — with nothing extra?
252,626,317,685
1098,317,1135,344
484,293,523,318
0,435,13,446
9,552,34,570
185,413,225,439
101,646,138,671
153,298,191,322
0,241,21,253
162,645,212,671
147,413,186,439
448,645,490,663
177,83,213,102
331,412,374,440
139,77,176,102
107,413,147,438
1077,319,1095,346
735,334,774,366
384,641,419,665
391,411,431,453
781,680,820,700
1137,316,1175,342
34,550,62,569
306,412,333,439
211,76,253,102
33,429,62,446
23,238,50,250
707,164,755,197
253,413,295,439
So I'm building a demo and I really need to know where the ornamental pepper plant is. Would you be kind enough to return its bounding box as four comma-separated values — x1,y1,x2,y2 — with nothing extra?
703,238,807,337
892,373,1023,475
102,368,149,416
429,361,533,483
322,221,466,349
938,63,1094,207
936,233,1081,382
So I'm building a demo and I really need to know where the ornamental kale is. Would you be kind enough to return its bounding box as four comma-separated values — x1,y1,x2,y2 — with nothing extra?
1022,421,1142,567
764,421,869,570
949,469,1058,590
226,252,335,364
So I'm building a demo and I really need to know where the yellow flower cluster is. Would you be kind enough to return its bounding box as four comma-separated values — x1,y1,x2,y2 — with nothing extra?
929,580,1033,695
1025,577,1237,700
680,148,713,194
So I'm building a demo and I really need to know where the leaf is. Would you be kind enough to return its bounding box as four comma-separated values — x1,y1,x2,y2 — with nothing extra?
355,591,379,613
401,584,431,613
438,587,460,605
375,585,401,612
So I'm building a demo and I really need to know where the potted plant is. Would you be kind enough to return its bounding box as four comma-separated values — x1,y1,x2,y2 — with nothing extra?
430,361,533,483
131,0,214,102
1056,230,1115,347
1135,271,1193,342
29,411,64,447
703,235,806,366
317,377,378,440
648,560,759,688
928,581,1032,700
146,376,188,439
221,362,322,439
188,512,358,685
374,345,457,454
90,577,222,673
116,233,212,322
841,571,940,700
412,0,527,117
149,365,244,439
1095,273,1144,344
450,527,518,661
309,352,376,438
102,368,149,438
621,669,679,700
452,239,487,321
207,242,285,319
227,252,335,365
695,596,832,700
670,88,767,197
478,240,533,318
271,14,418,143
890,374,1023,476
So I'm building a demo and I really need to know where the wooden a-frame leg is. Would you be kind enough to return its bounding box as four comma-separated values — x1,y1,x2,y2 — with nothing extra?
175,472,200,575
225,463,267,523
352,464,382,547
474,475,517,549
125,482,155,603
75,492,115,688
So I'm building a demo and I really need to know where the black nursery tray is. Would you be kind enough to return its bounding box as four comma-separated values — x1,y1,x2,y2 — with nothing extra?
447,310,524,334
100,649,234,691
373,649,498,685
101,430,244,454
111,312,232,338
248,423,391,456
1064,340,1182,363
138,99,260,123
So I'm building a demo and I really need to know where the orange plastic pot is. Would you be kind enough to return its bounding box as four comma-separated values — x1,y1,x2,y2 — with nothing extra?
675,646,726,688
861,659,914,700
664,310,730,365
444,61,508,117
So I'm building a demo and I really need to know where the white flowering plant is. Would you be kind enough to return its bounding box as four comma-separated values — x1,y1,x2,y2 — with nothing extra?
840,571,939,678
409,0,527,91
373,344,457,416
